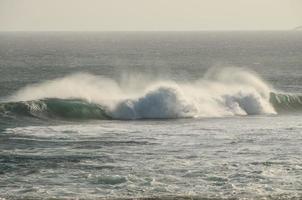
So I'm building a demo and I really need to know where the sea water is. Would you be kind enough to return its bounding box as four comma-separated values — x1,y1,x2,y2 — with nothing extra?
0,31,301,199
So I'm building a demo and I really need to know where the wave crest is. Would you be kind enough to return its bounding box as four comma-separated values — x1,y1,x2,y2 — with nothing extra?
112,86,196,119
3,67,299,120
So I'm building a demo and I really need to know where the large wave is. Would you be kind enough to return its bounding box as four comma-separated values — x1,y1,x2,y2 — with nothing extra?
1,68,301,120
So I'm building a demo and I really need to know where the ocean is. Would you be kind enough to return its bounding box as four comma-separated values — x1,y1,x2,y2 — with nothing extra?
0,31,301,199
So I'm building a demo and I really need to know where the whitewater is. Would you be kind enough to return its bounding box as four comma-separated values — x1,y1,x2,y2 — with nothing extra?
1,67,293,120
2,67,302,121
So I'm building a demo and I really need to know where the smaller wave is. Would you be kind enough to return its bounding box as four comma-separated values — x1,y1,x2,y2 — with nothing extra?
270,92,302,113
0,98,111,120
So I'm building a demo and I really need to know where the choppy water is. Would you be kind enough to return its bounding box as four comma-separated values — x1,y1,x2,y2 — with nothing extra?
0,31,302,199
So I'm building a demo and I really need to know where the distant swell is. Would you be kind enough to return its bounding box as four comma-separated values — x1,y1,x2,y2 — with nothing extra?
2,67,301,120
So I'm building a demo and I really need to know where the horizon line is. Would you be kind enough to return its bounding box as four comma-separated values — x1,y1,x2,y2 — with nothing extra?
0,29,299,33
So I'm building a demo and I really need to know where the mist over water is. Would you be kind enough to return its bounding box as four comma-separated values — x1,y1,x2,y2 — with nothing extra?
0,32,302,199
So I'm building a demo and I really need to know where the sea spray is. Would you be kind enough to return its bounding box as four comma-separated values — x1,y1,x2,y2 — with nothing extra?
2,67,284,120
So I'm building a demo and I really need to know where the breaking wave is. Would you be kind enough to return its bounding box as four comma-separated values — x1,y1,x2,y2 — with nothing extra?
0,98,110,120
270,92,302,113
1,68,301,120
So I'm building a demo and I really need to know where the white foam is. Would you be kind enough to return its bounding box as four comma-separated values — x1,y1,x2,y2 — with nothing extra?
9,67,277,119
112,85,196,119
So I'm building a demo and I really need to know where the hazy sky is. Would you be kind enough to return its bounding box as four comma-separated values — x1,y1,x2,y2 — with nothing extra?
0,0,301,31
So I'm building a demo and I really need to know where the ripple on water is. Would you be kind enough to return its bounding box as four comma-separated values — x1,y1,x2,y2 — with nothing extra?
89,174,127,185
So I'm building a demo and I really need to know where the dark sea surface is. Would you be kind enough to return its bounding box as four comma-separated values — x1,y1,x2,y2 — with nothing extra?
0,31,302,199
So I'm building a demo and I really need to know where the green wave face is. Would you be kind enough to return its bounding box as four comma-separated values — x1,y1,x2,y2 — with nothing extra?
1,92,302,122
270,92,302,113
0,98,111,120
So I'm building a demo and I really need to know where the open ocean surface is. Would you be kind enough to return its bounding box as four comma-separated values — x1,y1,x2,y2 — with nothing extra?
0,31,302,199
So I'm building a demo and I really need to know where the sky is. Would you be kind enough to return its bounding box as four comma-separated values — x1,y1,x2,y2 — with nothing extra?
0,0,301,31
